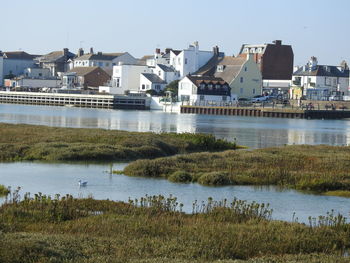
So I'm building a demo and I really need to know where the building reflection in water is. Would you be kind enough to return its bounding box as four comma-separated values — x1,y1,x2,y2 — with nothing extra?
0,104,350,149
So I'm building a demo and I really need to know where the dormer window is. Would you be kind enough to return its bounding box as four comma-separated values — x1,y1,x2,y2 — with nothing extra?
208,84,213,90
215,84,220,89
200,83,205,90
217,65,224,72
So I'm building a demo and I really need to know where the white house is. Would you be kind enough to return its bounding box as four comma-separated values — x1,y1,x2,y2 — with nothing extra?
3,51,37,77
73,50,138,74
154,64,179,83
178,75,233,104
145,48,172,67
24,67,51,78
291,57,350,100
99,64,151,95
0,52,3,86
169,42,214,78
140,73,167,92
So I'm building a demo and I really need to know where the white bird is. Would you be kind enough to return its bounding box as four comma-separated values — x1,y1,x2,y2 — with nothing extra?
78,180,88,187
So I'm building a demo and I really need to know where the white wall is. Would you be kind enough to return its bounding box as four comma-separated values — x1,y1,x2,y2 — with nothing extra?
170,43,214,78
112,64,151,94
0,56,3,86
17,78,62,88
24,68,51,78
3,59,36,76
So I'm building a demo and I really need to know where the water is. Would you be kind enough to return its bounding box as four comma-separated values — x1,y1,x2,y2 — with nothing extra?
0,162,349,223
1,103,350,148
0,103,349,223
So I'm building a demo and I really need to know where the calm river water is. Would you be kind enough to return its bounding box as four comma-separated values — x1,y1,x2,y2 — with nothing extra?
0,103,349,222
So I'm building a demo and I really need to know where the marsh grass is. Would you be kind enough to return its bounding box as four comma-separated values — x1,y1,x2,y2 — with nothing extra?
123,145,350,194
0,190,349,262
0,123,238,162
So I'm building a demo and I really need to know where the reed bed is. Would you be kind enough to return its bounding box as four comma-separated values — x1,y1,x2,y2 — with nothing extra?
123,145,350,195
0,190,349,262
0,123,238,162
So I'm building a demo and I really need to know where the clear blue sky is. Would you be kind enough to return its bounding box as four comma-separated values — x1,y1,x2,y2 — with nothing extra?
2,0,349,66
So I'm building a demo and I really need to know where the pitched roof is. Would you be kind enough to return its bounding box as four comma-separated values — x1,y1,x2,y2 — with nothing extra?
171,50,182,56
157,64,175,72
294,65,350,78
3,51,36,60
68,66,104,76
75,52,125,61
141,73,167,84
38,50,75,62
194,55,246,84
187,75,228,86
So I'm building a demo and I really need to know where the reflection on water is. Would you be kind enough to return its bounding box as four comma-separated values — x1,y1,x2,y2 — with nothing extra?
0,162,349,223
1,103,350,148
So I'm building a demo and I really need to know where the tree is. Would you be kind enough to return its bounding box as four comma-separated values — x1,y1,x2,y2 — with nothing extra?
164,80,179,98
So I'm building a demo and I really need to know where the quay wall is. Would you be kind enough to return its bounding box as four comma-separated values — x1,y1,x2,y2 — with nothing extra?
0,91,150,110
180,105,350,119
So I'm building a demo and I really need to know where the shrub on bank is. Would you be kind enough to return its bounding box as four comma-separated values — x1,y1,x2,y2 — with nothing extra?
168,171,192,183
0,185,9,196
198,172,231,186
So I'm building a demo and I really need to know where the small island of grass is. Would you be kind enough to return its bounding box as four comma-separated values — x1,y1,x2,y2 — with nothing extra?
123,145,350,197
0,123,239,162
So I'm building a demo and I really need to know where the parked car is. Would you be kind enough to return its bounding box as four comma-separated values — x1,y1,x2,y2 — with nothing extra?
251,95,269,103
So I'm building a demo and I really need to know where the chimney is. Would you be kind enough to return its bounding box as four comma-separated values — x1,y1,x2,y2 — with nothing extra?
273,40,282,46
97,51,102,56
165,48,171,54
78,48,84,57
213,46,219,55
155,48,161,54
63,48,69,61
90,47,94,54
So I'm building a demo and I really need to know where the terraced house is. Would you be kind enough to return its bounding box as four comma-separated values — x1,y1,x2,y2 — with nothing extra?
291,57,350,100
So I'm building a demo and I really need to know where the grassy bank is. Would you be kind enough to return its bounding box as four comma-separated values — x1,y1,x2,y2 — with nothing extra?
123,145,350,196
0,123,238,162
0,192,349,262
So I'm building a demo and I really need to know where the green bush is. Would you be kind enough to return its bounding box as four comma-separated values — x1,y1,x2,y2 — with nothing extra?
0,184,9,196
198,172,231,186
168,171,192,183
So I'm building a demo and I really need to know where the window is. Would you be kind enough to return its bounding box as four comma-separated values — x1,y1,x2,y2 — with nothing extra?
240,77,244,83
185,58,188,64
217,65,224,72
158,71,161,76
181,95,190,101
39,73,42,77
116,78,120,87
215,84,220,89
222,96,227,101
208,84,213,90
240,88,243,94
200,83,205,90
244,67,247,72
141,84,145,90
200,95,205,100
253,88,256,94
99,62,103,67
106,63,109,67
155,84,161,91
